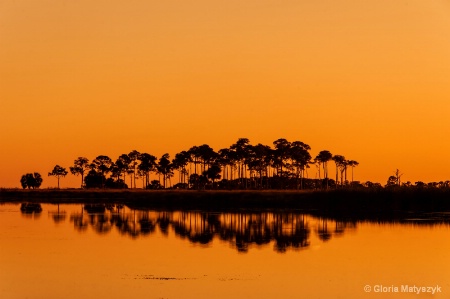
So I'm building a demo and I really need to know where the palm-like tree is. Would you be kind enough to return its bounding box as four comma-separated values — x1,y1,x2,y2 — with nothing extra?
139,153,158,188
115,154,131,186
128,150,141,188
272,138,291,179
69,157,89,188
290,141,312,189
188,146,201,175
231,138,250,187
197,144,218,173
157,153,173,188
347,160,359,183
331,155,345,187
172,151,190,186
92,155,113,188
315,150,332,188
247,143,272,189
204,163,221,188
48,165,68,189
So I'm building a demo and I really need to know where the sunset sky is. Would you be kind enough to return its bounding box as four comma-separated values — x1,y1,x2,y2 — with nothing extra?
1,0,449,188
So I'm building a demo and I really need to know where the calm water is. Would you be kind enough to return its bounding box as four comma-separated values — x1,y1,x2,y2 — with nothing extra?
1,203,450,299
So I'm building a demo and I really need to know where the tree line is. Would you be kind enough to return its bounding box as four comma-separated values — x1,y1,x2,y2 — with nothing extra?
21,138,363,190
19,137,450,190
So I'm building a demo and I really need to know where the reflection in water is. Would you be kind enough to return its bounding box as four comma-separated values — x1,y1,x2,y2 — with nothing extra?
16,203,450,254
20,203,42,213
20,203,42,219
49,203,66,223
61,204,353,253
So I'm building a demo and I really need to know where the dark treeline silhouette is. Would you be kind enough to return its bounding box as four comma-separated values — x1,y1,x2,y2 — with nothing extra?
53,138,364,190
20,138,450,191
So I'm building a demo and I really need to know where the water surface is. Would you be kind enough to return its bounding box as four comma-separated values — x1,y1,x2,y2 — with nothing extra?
1,203,449,298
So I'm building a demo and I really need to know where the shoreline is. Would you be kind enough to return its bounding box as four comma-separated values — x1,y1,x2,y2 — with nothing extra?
2,188,450,213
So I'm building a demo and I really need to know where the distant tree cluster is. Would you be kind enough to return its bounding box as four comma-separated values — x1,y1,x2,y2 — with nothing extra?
19,139,450,190
40,138,362,190
20,173,43,189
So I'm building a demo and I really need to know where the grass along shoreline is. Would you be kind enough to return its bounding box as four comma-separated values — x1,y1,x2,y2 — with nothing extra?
1,188,450,213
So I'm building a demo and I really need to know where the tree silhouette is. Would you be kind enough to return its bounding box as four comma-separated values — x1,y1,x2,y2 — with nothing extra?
188,146,201,175
272,138,292,189
157,153,173,188
92,155,113,188
172,151,190,187
116,154,131,186
332,155,345,187
231,138,250,188
273,138,291,178
205,163,221,188
48,165,68,189
247,143,272,189
70,157,89,188
347,160,359,183
315,150,332,188
138,153,157,188
20,173,43,189
197,144,217,173
41,138,364,190
128,150,140,188
290,141,312,189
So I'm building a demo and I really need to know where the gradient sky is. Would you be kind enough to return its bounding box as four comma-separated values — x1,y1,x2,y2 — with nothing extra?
1,0,449,188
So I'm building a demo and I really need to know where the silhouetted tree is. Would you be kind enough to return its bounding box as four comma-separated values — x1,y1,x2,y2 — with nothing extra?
156,153,173,188
386,175,398,187
394,169,402,186
290,141,312,189
116,154,131,185
92,155,113,188
138,153,157,188
146,180,161,189
197,144,218,173
315,150,332,188
247,143,272,189
332,155,345,187
70,157,89,188
20,173,43,189
205,163,221,188
231,138,250,187
218,148,236,181
84,169,105,188
172,151,190,186
273,138,291,187
128,150,140,188
188,146,201,175
48,165,68,189
347,160,359,183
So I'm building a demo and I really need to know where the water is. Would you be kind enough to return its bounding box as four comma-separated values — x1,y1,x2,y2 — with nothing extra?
1,203,449,298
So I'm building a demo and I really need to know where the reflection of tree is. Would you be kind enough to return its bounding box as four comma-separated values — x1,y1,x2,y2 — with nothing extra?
69,207,355,253
49,203,66,223
273,214,310,253
70,207,88,232
158,212,171,236
333,221,356,236
316,219,332,242
20,203,42,213
20,203,42,219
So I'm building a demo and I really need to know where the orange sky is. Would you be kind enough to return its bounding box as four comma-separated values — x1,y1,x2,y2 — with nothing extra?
1,0,449,188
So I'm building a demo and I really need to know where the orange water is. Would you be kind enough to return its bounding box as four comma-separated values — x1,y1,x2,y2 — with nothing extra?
1,203,449,299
